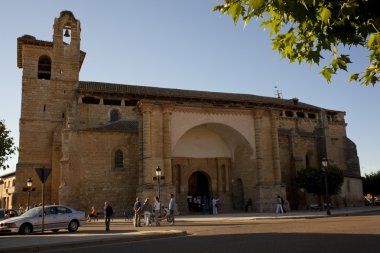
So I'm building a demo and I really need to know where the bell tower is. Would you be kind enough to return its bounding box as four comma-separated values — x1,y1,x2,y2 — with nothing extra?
14,11,85,207
52,10,82,82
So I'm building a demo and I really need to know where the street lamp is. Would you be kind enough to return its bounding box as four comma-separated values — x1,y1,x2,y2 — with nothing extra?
154,165,165,199
321,158,331,215
27,178,33,211
155,165,162,199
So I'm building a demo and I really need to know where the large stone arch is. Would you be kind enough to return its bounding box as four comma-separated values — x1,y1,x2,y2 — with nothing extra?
171,122,255,212
172,122,253,160
170,110,256,157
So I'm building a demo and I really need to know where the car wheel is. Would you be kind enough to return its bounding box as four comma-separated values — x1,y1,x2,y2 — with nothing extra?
19,224,32,235
68,220,79,232
51,229,59,233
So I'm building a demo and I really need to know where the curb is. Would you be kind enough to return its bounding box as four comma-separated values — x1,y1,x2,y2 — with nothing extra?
0,231,188,253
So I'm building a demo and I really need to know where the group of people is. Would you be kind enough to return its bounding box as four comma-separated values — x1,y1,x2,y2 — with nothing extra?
92,194,176,231
133,194,176,227
188,196,220,214
93,194,287,231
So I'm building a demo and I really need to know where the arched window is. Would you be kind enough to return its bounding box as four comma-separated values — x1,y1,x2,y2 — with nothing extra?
38,55,51,80
110,109,120,122
114,150,124,170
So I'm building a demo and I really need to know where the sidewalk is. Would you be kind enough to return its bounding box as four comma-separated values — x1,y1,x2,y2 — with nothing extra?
1,206,379,253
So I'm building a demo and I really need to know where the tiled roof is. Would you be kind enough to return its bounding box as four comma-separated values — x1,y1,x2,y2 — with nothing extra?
83,120,138,133
78,81,335,112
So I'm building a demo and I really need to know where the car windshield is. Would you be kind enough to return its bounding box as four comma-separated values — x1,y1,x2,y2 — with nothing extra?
21,207,43,217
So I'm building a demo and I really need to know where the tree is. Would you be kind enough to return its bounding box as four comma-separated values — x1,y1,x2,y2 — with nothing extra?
213,0,380,86
295,166,344,203
0,120,17,170
362,171,380,195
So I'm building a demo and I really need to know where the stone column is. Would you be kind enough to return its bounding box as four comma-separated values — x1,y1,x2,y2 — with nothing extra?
271,110,281,184
163,104,174,184
253,109,264,184
59,129,71,206
225,162,230,192
139,103,153,184
217,160,222,193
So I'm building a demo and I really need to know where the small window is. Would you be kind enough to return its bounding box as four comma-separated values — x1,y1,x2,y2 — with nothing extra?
285,111,294,117
308,113,316,119
38,55,51,80
114,150,124,169
82,97,100,104
110,109,120,122
104,99,121,105
296,112,305,118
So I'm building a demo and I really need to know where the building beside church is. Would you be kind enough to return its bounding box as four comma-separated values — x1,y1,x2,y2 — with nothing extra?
0,172,16,209
12,11,363,213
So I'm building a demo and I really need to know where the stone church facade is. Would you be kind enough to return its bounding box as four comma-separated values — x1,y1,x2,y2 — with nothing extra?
12,11,363,213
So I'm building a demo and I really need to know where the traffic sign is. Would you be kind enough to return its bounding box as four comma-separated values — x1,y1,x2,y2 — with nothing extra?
35,167,52,183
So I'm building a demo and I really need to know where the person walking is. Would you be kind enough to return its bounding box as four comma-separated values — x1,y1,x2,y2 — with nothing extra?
133,197,142,227
104,202,113,231
153,196,161,226
142,198,153,226
276,196,284,214
168,193,176,225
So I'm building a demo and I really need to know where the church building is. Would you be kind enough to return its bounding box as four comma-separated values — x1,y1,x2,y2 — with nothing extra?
12,11,363,213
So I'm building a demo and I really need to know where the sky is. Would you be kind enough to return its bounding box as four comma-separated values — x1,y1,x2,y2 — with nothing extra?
1,1,379,177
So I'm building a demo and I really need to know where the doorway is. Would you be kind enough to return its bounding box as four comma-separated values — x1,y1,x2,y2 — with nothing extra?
187,171,210,212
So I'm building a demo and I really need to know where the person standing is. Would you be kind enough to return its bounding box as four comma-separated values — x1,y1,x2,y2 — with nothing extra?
168,193,176,225
276,196,284,214
104,202,113,231
133,197,142,227
142,198,153,226
153,196,161,226
212,197,219,215
280,196,286,213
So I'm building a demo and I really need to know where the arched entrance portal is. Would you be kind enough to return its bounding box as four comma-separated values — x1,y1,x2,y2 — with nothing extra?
187,171,210,212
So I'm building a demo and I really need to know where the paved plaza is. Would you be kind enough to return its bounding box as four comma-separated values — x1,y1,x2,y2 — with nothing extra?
1,206,379,253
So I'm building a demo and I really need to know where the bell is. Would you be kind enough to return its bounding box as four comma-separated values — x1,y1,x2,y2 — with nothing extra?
64,29,70,37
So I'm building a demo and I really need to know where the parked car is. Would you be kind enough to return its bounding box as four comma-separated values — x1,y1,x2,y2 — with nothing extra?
0,209,19,221
0,205,85,234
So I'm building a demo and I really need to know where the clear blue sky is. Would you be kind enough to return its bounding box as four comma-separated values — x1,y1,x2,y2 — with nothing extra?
1,1,379,177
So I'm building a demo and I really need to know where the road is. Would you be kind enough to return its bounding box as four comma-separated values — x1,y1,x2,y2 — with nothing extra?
45,212,380,253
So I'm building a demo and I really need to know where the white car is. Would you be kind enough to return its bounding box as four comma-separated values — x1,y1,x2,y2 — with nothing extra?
0,205,85,234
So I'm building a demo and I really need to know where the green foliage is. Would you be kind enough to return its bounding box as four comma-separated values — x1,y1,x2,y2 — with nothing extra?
213,0,380,86
0,120,17,170
363,171,380,195
295,165,344,196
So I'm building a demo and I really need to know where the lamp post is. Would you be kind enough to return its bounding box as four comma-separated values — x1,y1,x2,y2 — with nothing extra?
156,165,162,199
27,178,33,211
154,165,165,199
321,158,331,215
